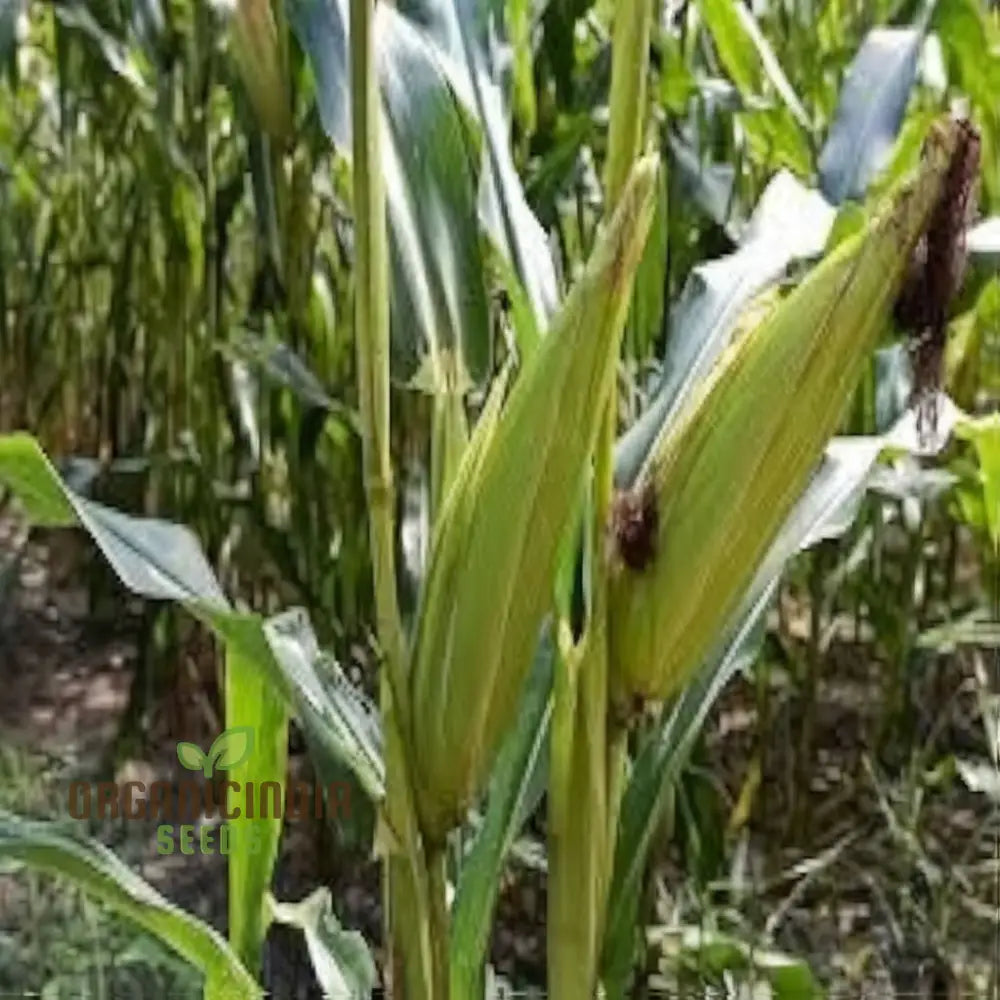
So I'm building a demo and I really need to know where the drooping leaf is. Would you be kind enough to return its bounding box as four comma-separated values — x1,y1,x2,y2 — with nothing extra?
267,888,376,999
0,434,384,805
0,434,227,605
0,812,260,999
818,28,923,204
261,609,385,801
290,0,491,389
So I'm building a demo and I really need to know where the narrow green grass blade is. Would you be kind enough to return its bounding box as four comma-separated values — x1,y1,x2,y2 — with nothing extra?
225,644,289,976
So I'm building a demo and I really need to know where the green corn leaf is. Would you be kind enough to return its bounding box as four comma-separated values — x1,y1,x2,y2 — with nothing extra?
0,434,227,603
390,0,560,328
259,609,385,802
697,0,808,127
289,0,492,392
818,27,924,204
0,811,259,1000
695,0,810,172
0,434,389,978
225,661,287,976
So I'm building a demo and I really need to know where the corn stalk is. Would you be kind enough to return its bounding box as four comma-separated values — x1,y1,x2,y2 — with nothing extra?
547,3,654,998
348,1,435,997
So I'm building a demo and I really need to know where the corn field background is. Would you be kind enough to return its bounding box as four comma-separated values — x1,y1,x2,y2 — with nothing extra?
1,0,1000,998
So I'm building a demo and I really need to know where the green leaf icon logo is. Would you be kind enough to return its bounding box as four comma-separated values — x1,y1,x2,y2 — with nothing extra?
176,728,254,778
177,742,207,773
207,727,254,775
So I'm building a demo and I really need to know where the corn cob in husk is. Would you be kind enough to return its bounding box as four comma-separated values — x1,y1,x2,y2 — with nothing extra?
409,156,659,841
609,118,966,704
230,0,291,141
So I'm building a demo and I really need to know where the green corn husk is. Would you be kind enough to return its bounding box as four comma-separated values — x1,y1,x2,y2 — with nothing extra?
609,118,962,704
409,156,659,841
230,0,291,141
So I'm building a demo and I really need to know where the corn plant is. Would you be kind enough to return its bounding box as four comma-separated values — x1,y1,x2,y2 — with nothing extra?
1,0,998,998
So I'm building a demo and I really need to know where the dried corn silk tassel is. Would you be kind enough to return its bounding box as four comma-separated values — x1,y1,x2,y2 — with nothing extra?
895,117,980,435
611,479,658,571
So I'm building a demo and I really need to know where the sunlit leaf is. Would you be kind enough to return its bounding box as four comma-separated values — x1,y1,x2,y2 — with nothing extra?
697,0,808,126
224,672,285,976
